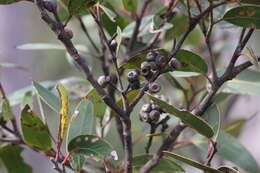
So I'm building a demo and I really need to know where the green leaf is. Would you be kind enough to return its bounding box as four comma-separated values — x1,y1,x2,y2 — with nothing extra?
67,99,93,145
0,0,21,5
223,5,260,29
68,0,98,16
224,119,246,138
203,105,221,141
1,99,14,121
192,131,260,173
8,81,56,106
116,26,122,56
122,15,153,38
0,145,32,173
133,154,184,172
85,88,106,117
67,135,113,159
99,5,117,22
220,70,260,95
217,166,240,173
244,47,260,69
175,49,208,74
20,105,52,151
33,81,60,113
147,94,214,138
119,48,168,70
0,62,28,71
20,91,33,109
16,43,87,52
66,100,93,171
164,151,221,173
170,71,200,78
122,0,137,12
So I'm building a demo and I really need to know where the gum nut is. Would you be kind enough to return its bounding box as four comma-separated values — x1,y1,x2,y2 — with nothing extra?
145,51,157,61
141,62,151,76
65,29,74,39
149,110,160,123
149,61,159,71
130,80,140,90
169,58,181,69
127,71,138,82
110,40,117,52
151,103,160,111
43,0,57,12
149,82,161,93
139,111,149,122
98,75,108,88
141,104,152,113
156,54,168,65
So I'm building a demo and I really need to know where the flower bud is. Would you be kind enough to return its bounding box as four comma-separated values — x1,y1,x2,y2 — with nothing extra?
141,104,152,113
139,111,149,122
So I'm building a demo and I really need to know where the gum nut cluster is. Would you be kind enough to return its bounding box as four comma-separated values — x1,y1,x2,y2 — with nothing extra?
127,70,140,90
139,102,163,124
98,75,111,88
140,51,168,78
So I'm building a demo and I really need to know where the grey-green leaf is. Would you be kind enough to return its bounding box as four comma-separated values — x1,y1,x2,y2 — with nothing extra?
147,94,214,138
33,81,60,113
133,154,184,172
66,99,93,146
164,151,221,173
192,131,260,173
220,70,260,95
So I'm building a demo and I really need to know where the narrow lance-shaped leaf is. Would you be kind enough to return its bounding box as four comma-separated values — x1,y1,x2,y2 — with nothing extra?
217,166,240,173
20,105,52,151
0,145,32,173
133,154,184,172
57,84,69,143
164,151,221,173
147,94,214,138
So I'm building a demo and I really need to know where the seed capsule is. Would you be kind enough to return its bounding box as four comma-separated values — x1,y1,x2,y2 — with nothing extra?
110,40,117,53
130,80,140,90
141,104,152,113
141,62,152,77
65,29,74,39
156,54,168,66
149,110,160,123
146,51,159,61
43,0,57,13
169,58,181,70
98,75,110,88
139,111,149,122
127,71,138,82
148,82,161,94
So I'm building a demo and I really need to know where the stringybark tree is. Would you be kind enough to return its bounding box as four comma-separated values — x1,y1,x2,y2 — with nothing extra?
0,0,260,173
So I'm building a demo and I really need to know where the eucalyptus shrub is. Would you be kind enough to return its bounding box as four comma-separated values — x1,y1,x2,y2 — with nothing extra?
1,0,260,173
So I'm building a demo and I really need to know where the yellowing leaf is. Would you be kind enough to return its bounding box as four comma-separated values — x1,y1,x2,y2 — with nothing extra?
57,84,69,141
